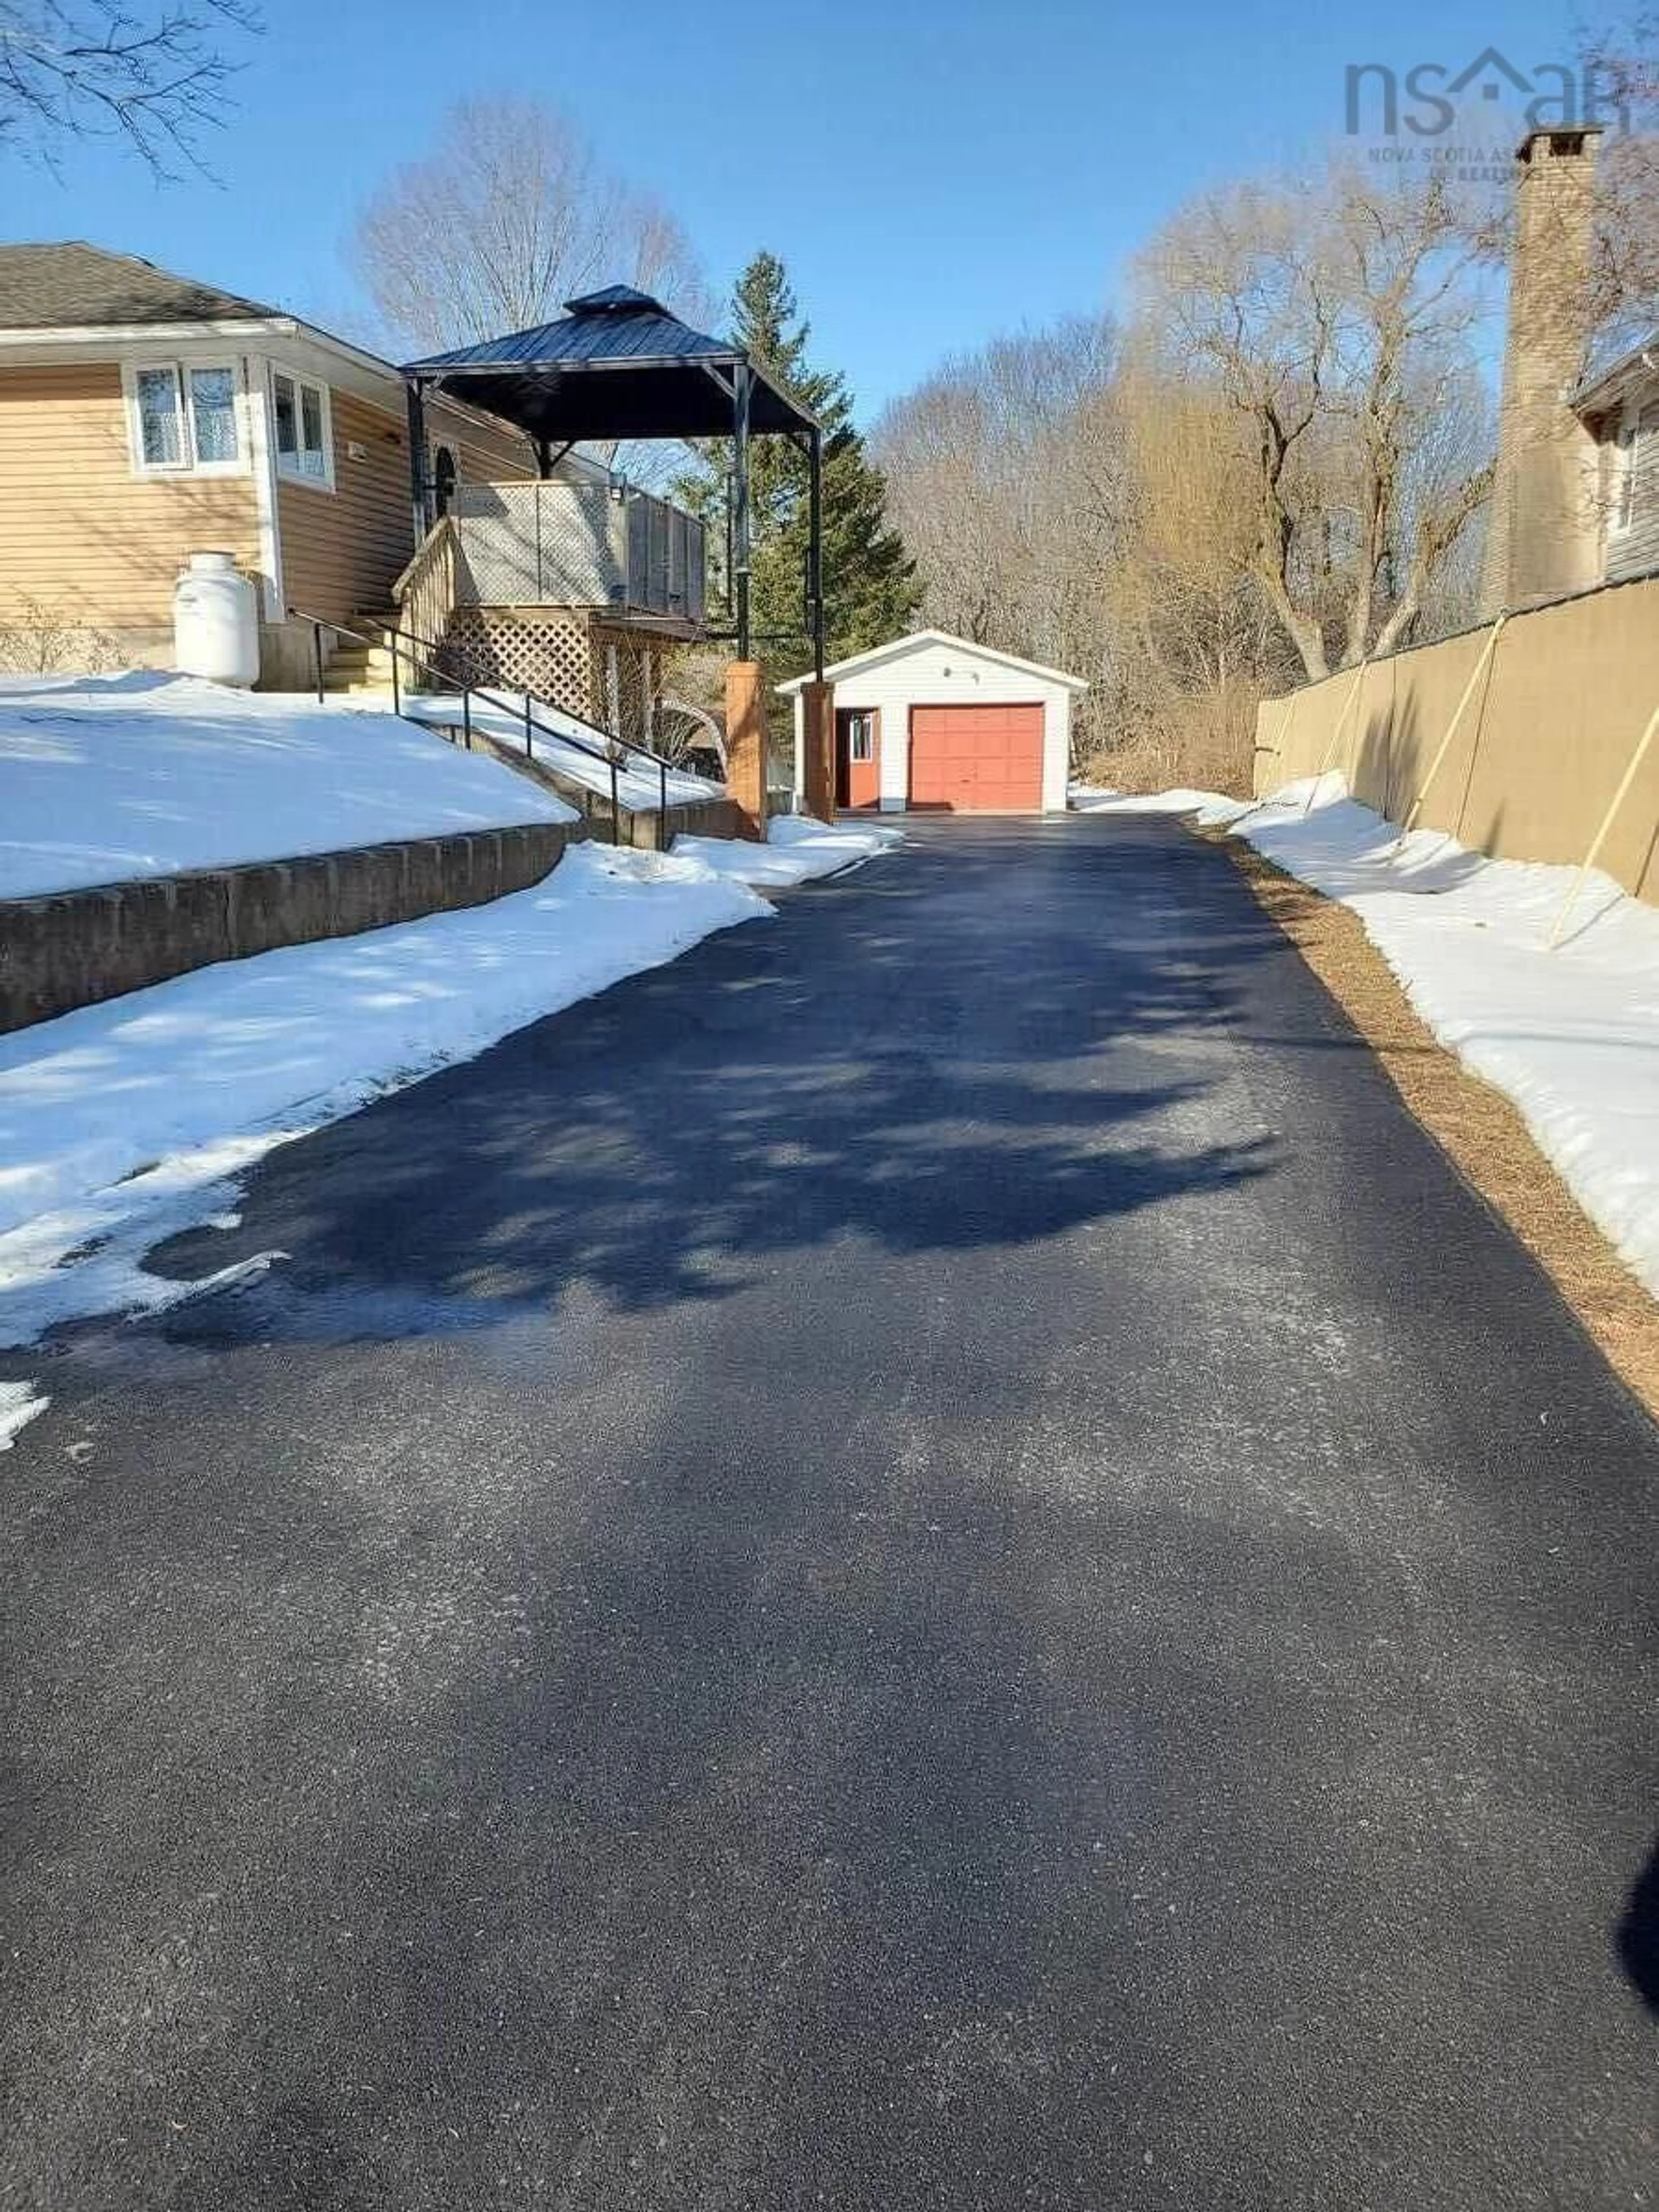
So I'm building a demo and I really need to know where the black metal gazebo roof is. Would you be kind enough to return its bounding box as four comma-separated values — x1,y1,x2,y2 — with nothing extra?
402,284,817,444
401,286,823,668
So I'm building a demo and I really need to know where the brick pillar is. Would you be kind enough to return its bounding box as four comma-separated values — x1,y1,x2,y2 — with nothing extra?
800,680,836,822
725,659,768,841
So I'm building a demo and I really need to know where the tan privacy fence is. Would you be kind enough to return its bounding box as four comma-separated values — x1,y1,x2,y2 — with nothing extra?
1254,574,1659,903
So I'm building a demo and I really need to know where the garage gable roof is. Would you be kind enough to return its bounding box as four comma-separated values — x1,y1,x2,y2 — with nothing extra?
777,629,1087,695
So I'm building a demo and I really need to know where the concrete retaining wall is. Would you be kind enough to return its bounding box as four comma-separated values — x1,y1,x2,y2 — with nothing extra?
620,796,747,851
0,820,587,1034
1255,572,1659,901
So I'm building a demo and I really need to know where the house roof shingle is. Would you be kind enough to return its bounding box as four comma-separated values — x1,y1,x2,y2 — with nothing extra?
0,242,280,330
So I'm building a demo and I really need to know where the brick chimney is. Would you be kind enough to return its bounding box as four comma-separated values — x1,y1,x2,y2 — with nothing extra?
1481,124,1604,616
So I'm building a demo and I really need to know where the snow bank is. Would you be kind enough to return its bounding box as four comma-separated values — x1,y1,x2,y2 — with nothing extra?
1092,774,1659,1297
0,842,769,1355
674,813,903,887
0,1379,48,1452
1070,783,1251,824
0,674,576,900
400,691,722,813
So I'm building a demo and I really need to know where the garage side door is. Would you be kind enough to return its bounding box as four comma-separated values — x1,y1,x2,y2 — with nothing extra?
908,703,1045,811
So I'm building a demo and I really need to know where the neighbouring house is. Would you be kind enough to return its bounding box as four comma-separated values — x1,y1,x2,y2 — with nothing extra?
1576,334,1659,586
0,244,705,737
1482,127,1659,612
780,632,1085,814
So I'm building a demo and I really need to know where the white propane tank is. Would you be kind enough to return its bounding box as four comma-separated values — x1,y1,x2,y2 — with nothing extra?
173,551,259,686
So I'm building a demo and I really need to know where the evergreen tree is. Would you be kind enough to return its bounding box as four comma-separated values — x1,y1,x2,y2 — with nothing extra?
676,252,919,685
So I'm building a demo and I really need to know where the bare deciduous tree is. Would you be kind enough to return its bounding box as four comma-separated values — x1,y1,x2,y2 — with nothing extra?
1098,360,1284,790
353,98,708,359
0,0,258,175
1581,12,1659,347
874,314,1122,699
1136,158,1494,681
877,157,1505,793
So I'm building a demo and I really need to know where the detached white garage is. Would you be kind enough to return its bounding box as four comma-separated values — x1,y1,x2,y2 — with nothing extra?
781,631,1086,816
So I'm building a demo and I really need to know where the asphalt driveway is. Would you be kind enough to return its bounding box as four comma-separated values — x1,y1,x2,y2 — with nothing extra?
2,814,1654,2209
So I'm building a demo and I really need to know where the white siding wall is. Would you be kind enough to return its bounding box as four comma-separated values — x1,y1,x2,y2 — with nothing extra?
789,639,1075,812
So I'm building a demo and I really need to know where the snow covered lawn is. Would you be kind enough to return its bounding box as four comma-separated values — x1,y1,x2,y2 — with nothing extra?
0,673,574,900
674,813,903,886
1077,776,1659,1297
0,841,772,1398
400,690,723,813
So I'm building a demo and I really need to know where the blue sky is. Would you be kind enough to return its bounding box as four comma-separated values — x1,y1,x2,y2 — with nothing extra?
7,0,1585,419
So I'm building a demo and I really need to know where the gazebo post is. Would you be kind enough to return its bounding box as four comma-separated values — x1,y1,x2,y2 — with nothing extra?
807,426,825,681
405,376,431,541
732,362,753,661
798,425,836,821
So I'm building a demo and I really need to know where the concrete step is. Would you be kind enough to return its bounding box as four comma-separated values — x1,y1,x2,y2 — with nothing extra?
327,650,399,678
347,613,404,649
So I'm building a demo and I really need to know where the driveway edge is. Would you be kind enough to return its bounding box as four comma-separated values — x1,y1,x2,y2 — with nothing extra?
1195,822,1659,1425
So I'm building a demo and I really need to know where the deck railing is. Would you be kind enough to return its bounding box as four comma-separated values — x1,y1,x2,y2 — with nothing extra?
390,513,460,661
446,481,706,621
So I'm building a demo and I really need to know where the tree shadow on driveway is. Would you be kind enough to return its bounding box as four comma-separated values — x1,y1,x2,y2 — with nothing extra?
146,822,1286,1344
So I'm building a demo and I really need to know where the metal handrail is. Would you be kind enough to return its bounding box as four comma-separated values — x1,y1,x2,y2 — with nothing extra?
292,608,682,841
370,602,687,781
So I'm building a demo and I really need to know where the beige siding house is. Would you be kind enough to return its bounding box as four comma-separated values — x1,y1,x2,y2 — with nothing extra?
0,242,540,684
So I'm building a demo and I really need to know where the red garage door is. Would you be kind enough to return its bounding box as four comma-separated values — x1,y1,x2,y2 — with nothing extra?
908,703,1044,812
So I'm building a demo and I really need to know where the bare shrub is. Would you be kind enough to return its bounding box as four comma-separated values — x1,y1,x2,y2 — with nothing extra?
0,597,121,675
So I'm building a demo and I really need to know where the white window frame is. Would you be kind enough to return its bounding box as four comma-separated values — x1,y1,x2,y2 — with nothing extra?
268,363,336,493
123,357,248,478
1608,394,1659,539
848,711,876,763
1611,407,1639,537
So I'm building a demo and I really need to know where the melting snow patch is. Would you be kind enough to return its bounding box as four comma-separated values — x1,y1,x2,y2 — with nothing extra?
0,1379,48,1450
1070,783,1252,825
1087,773,1659,1297
674,814,903,886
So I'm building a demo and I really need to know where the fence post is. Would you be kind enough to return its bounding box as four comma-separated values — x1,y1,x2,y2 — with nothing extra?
660,756,668,846
1402,612,1507,837
390,628,401,718
462,690,472,751
313,621,325,706
524,692,533,759
610,754,622,846
1302,658,1371,817
1548,699,1659,949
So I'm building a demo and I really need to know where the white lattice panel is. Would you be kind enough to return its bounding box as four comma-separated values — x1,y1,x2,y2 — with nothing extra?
444,610,593,719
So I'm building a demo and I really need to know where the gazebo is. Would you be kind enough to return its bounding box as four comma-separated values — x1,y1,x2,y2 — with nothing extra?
402,288,837,827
